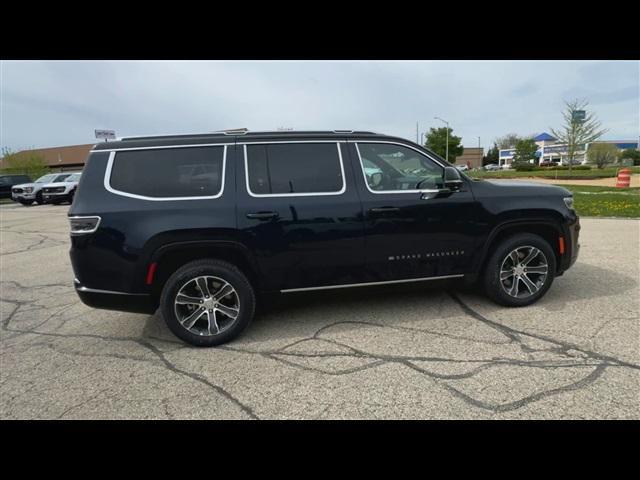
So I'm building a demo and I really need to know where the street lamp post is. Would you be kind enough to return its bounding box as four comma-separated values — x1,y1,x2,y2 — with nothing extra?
434,116,449,162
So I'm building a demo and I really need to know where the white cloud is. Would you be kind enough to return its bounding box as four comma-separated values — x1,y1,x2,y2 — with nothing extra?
1,60,638,151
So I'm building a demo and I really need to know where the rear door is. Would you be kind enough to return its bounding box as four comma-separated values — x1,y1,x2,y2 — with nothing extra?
350,140,478,282
235,139,366,291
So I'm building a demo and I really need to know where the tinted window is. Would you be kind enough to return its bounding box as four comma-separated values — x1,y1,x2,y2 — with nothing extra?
246,143,343,195
110,146,224,198
357,143,443,191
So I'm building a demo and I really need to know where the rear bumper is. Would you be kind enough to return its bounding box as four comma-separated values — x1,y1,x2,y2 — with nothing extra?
74,279,157,314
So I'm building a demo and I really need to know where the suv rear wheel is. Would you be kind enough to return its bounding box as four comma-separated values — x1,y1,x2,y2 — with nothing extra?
159,259,255,346
483,233,556,307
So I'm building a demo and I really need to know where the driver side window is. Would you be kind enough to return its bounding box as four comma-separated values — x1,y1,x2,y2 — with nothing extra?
357,143,444,192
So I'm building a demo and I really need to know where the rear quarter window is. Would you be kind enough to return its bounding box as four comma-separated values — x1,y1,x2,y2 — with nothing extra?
108,146,225,199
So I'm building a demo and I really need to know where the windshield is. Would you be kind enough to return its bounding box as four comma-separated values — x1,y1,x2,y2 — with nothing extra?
35,174,56,183
53,174,72,183
66,173,81,182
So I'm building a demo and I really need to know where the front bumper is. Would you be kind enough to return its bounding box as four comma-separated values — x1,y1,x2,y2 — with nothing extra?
12,193,36,201
74,279,157,314
560,215,580,273
42,192,70,203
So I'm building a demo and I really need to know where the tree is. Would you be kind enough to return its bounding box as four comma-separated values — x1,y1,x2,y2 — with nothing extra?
550,99,608,173
0,148,49,180
587,143,618,169
483,143,499,166
494,133,521,150
512,138,539,165
619,148,640,166
424,127,463,164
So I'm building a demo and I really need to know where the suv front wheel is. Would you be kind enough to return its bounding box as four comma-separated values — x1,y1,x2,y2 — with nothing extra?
483,233,556,307
159,259,256,346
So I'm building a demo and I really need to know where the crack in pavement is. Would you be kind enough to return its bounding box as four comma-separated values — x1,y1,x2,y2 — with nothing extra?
215,291,639,414
2,274,639,417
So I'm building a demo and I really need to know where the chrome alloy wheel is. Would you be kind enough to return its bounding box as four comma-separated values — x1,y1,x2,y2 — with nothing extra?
173,276,240,336
499,246,549,298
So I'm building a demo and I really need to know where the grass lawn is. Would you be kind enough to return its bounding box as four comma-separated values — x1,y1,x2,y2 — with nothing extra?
468,166,640,179
558,185,640,218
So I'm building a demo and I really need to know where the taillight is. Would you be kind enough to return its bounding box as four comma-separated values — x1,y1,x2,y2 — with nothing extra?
69,216,101,235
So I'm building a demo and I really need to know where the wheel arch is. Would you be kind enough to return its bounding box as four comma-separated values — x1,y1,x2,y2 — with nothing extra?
148,240,263,301
474,218,565,276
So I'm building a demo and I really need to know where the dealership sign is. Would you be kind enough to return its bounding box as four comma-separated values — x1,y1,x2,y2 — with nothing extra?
572,110,586,122
95,129,116,140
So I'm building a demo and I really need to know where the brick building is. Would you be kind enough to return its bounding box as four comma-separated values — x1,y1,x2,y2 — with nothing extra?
454,147,484,169
0,143,95,172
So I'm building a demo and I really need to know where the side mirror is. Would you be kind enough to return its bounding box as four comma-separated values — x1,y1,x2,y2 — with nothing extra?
443,166,463,191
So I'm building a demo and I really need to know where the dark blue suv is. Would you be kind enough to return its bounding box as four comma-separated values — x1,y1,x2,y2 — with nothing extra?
68,130,580,346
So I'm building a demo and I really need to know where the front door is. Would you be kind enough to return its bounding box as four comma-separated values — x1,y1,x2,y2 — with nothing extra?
349,141,478,282
236,140,366,291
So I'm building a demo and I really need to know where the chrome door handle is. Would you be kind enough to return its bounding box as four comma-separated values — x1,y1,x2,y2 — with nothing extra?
246,211,279,220
369,207,400,213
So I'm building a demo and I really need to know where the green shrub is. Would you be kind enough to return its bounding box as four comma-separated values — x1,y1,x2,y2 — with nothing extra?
551,165,591,171
513,162,537,171
0,148,49,180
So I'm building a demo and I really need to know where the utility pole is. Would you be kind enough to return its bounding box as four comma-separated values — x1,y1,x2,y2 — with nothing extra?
416,122,419,144
434,116,450,162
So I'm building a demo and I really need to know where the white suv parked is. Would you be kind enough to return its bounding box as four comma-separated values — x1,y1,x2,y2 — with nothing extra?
11,173,74,206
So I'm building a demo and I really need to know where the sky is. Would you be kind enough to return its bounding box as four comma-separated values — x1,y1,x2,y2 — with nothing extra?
1,60,638,152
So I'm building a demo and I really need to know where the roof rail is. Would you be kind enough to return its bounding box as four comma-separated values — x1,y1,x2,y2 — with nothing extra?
215,128,249,135
332,129,354,133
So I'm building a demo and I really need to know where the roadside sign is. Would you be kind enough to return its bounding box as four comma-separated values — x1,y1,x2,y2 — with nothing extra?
95,129,116,140
572,110,586,122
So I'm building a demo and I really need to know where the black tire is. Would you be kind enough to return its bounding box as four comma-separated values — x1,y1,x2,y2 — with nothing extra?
68,190,75,204
483,233,556,307
19,200,34,206
159,259,256,347
35,192,44,205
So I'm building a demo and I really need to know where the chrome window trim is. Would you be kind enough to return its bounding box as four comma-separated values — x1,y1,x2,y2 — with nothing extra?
353,141,446,195
103,144,227,201
243,141,347,198
68,215,102,235
280,274,464,293
91,142,233,153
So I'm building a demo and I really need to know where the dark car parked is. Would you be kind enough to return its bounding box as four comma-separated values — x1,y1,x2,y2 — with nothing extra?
0,174,31,199
69,130,580,346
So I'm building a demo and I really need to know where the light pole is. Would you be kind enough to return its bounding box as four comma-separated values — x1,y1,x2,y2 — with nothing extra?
434,116,449,162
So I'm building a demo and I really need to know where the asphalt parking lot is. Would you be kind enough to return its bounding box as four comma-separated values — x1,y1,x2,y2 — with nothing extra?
1,202,638,419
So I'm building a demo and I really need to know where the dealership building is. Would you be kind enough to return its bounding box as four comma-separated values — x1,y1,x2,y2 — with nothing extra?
498,133,639,167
